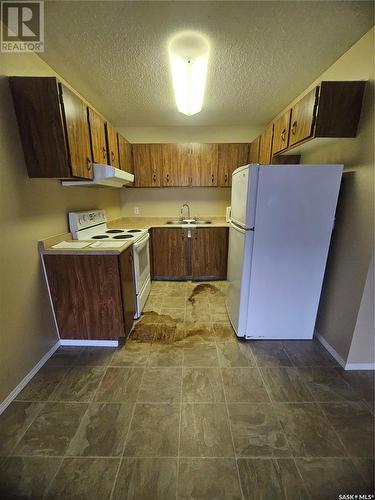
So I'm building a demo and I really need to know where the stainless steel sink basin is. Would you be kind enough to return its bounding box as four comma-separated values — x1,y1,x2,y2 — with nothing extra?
166,219,212,225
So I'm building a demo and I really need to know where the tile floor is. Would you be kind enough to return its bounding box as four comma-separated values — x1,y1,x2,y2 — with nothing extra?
0,281,374,499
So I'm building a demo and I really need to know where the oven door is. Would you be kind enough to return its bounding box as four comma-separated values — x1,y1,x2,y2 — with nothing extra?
133,232,151,294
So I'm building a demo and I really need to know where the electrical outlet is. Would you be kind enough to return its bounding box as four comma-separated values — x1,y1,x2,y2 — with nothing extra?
134,207,140,215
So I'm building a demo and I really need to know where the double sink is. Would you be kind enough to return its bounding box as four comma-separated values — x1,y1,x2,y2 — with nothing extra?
166,218,212,225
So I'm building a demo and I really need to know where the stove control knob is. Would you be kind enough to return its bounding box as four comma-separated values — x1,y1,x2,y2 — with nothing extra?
79,218,83,225
83,215,87,222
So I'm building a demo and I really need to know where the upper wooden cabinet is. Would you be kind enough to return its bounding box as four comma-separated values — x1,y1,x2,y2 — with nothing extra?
218,143,249,187
132,144,162,187
191,143,218,187
87,108,108,164
259,125,274,164
118,133,133,173
163,143,191,187
289,88,318,147
10,77,93,179
272,110,291,155
105,122,120,168
248,137,260,163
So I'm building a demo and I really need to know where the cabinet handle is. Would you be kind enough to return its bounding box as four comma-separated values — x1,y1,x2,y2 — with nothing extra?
87,158,92,171
166,174,169,182
111,151,115,160
102,147,107,158
211,174,215,183
153,173,156,183
224,174,228,183
291,121,297,135
281,128,286,142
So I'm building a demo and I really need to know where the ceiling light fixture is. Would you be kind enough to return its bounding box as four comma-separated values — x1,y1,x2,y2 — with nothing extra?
168,31,209,116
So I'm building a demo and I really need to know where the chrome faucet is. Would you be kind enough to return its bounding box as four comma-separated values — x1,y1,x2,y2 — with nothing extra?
181,203,191,220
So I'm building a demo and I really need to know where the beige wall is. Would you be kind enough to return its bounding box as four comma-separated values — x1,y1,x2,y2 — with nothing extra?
347,251,374,365
0,51,122,403
295,28,374,362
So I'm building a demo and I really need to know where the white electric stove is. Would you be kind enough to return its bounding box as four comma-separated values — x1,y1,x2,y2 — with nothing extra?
68,209,151,318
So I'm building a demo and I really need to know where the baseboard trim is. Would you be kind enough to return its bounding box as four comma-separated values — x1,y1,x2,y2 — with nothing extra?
315,332,346,368
0,340,60,415
59,339,119,347
344,362,375,371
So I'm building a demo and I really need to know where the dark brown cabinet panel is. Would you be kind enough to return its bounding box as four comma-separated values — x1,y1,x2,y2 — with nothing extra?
259,125,274,164
151,228,190,279
218,143,249,187
118,133,133,173
88,108,108,164
191,143,218,187
9,77,93,179
162,143,191,187
192,227,229,280
105,122,120,168
43,253,135,340
119,247,136,336
248,137,260,163
289,87,318,147
60,85,93,179
132,144,162,187
272,110,291,155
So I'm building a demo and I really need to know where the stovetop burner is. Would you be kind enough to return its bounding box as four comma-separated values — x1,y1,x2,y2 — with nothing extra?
106,229,125,234
128,229,142,233
91,235,109,239
113,234,134,240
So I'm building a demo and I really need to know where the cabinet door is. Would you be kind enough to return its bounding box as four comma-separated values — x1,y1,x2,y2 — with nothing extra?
60,84,93,179
119,247,136,336
192,227,229,279
272,110,291,155
248,137,260,163
191,143,218,187
118,133,133,173
106,122,120,168
289,87,318,147
87,108,108,164
162,143,191,187
44,254,125,340
218,144,249,187
151,228,190,279
259,125,274,164
132,144,162,187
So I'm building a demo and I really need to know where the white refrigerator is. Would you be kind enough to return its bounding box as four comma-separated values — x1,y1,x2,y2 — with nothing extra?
226,164,343,340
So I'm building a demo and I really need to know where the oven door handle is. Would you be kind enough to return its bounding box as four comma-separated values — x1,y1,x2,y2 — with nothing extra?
133,232,150,250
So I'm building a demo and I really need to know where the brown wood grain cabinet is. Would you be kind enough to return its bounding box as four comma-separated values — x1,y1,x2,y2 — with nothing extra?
88,108,108,164
118,133,133,173
10,77,93,179
132,144,162,187
151,227,190,279
43,246,136,340
218,143,249,187
248,137,260,163
272,110,291,155
151,226,229,280
259,125,274,164
162,143,191,187
191,143,218,187
105,122,120,168
289,88,318,147
191,227,228,279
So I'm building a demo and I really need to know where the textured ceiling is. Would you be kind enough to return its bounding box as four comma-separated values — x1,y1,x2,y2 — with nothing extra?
41,1,374,127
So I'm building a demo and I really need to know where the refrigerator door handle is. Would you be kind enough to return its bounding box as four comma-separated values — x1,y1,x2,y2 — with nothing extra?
229,220,253,233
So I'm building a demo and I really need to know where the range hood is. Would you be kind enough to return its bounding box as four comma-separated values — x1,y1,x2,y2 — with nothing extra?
61,164,134,188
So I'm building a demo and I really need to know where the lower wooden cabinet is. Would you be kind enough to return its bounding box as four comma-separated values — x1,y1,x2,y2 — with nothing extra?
151,227,190,279
43,247,136,340
191,227,228,279
151,227,229,280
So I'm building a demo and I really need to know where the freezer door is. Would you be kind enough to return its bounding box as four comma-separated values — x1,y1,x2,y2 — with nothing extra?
226,222,254,337
230,164,259,229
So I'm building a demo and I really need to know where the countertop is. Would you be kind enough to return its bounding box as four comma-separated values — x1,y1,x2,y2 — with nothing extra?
39,216,230,256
